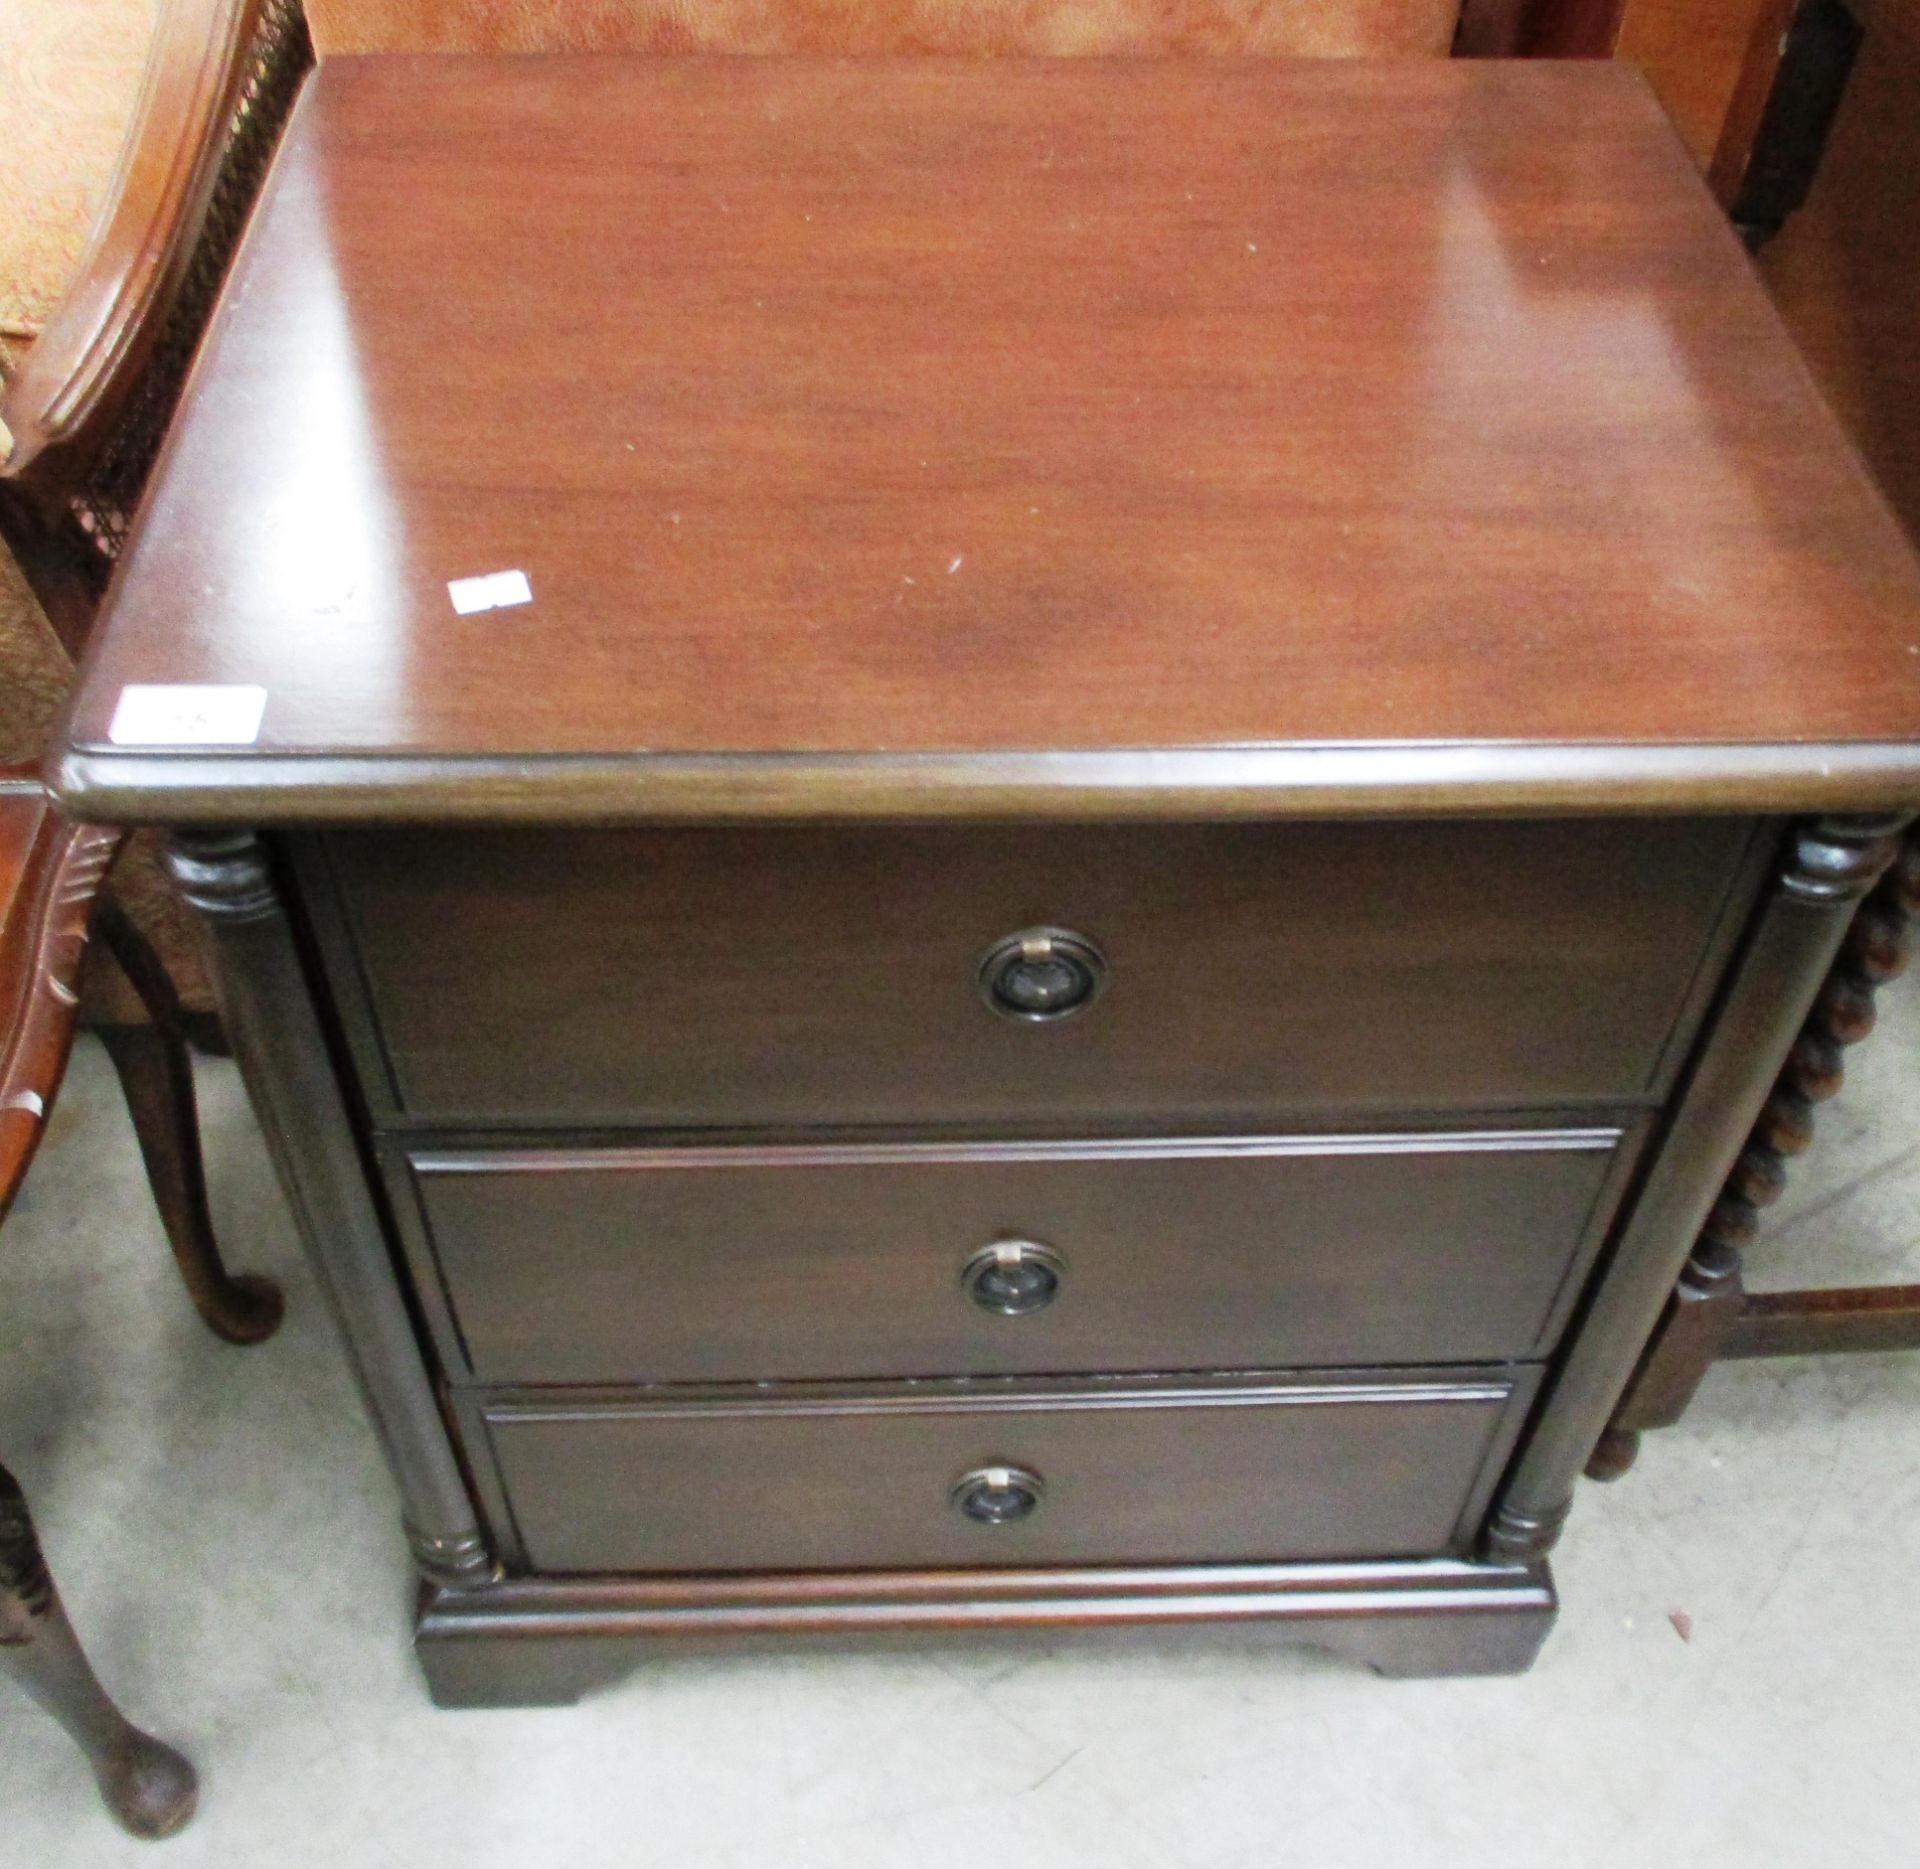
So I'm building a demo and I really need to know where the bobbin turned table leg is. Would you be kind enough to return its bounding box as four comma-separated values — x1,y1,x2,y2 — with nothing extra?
1490,816,1910,1542
0,1463,197,1840
1586,821,1920,1481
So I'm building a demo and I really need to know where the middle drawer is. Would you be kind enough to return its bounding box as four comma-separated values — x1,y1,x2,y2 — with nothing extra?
390,1126,1635,1385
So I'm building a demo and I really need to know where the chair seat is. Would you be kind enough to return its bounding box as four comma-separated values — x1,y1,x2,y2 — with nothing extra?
0,541,69,765
1,543,216,1019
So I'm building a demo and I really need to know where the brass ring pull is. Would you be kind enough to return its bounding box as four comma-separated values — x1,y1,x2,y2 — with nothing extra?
961,1239,1066,1316
978,927,1107,1023
950,1465,1046,1525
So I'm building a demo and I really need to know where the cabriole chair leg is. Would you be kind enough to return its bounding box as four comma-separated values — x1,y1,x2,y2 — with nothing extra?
93,901,284,1346
0,1463,198,1840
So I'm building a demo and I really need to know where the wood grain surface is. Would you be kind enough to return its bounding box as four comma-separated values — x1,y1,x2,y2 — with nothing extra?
317,817,1757,1125
396,1126,1628,1382
479,1369,1539,1573
57,57,1920,822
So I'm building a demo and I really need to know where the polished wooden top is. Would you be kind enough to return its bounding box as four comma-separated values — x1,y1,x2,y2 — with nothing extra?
59,57,1920,822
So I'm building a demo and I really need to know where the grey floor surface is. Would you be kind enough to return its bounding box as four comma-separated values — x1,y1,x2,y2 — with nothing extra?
1,977,1916,1868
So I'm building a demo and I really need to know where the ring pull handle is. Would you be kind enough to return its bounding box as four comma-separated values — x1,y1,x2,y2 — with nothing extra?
949,1465,1046,1526
978,927,1107,1023
961,1239,1066,1316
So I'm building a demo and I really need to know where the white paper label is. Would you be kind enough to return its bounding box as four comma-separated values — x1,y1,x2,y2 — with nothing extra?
107,684,268,747
448,569,533,615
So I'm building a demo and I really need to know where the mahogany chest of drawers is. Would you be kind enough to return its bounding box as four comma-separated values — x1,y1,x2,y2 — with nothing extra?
56,58,1920,1704
320,816,1738,1583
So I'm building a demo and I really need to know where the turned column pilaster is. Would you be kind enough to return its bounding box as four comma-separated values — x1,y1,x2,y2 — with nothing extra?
1487,813,1911,1558
166,829,494,1589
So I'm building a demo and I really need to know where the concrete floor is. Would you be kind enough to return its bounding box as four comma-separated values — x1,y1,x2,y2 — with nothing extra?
1,980,1916,1868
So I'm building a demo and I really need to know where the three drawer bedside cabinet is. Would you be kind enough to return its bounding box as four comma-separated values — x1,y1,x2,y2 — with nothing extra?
54,56,1920,1705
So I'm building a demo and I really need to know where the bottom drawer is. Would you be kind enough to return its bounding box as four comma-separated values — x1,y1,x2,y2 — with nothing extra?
477,1370,1540,1575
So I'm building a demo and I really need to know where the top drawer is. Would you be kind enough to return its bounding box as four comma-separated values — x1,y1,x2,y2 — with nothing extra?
311,818,1756,1128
